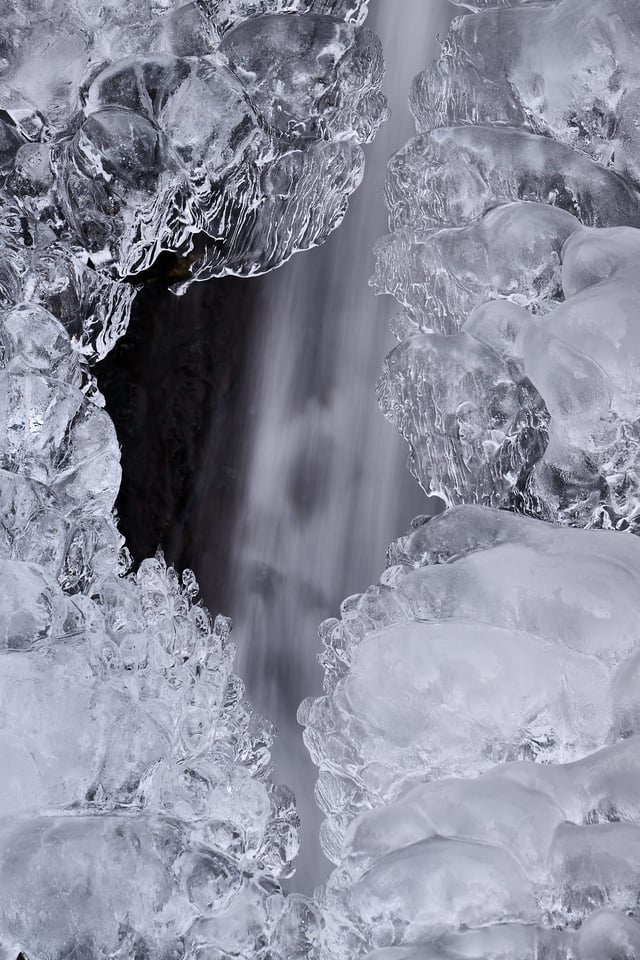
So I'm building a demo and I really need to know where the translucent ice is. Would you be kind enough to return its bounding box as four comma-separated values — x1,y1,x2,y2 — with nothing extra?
0,0,370,135
0,0,392,950
54,18,386,280
385,126,640,232
0,288,314,954
301,509,640,958
0,3,386,288
300,508,640,852
373,0,640,528
371,201,580,336
0,192,136,362
307,3,640,955
415,0,640,184
378,223,640,529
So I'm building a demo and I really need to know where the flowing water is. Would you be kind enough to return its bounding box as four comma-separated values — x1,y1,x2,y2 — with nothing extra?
196,0,453,894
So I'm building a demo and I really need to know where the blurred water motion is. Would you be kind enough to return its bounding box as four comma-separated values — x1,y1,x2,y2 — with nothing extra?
214,0,452,894
100,0,452,896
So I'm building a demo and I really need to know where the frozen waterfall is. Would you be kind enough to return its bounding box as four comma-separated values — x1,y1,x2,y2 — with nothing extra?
2,0,640,958
223,0,451,895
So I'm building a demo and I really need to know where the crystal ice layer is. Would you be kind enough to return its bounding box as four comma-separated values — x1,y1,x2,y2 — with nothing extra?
0,0,382,955
300,1,640,959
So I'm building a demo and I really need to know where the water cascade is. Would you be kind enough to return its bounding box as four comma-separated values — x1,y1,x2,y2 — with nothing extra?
221,0,451,895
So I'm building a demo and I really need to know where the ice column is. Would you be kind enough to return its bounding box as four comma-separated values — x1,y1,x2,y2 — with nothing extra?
0,0,385,955
300,2,640,958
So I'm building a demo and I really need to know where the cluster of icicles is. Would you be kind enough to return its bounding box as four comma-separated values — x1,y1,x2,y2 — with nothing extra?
299,1,640,959
0,0,382,956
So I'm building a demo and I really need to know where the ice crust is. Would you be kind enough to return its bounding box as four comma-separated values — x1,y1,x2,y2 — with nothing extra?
8,0,640,954
0,0,385,955
300,1,640,959
0,295,318,958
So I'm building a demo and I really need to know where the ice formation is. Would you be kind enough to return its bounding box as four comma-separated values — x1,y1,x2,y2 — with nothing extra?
2,0,386,290
299,1,640,959
0,0,383,955
372,0,640,530
0,292,314,957
301,508,640,956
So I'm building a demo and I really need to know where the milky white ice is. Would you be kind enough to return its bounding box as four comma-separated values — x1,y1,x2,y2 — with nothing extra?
298,1,640,959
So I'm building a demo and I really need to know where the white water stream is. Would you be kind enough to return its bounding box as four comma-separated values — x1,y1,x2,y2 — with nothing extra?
215,0,452,894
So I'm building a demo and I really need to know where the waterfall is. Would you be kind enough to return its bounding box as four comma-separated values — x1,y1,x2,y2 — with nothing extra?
217,0,453,893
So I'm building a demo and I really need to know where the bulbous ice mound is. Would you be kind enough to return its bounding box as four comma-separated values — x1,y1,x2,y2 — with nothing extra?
0,191,136,363
0,572,312,959
300,507,640,958
415,0,640,185
0,0,370,134
1,2,386,285
377,216,640,530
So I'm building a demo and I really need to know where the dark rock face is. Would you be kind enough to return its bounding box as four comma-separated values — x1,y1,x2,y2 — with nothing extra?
98,275,257,606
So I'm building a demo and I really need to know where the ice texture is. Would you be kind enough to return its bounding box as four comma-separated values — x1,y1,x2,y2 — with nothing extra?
300,509,640,958
414,0,640,183
373,0,640,530
377,222,640,528
0,0,391,952
0,291,319,957
0,0,386,292
300,1,640,958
